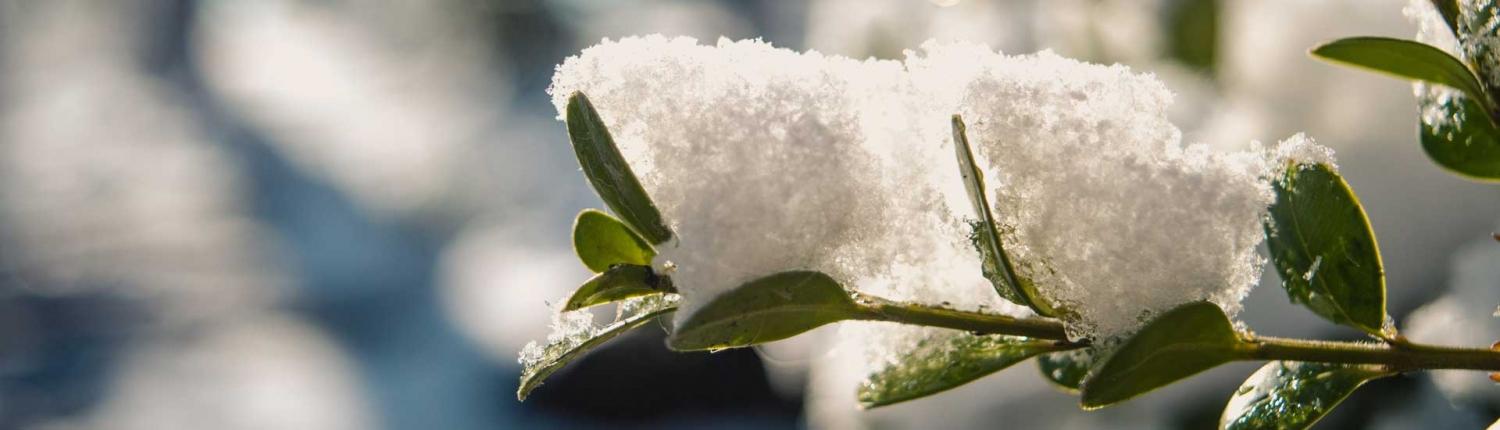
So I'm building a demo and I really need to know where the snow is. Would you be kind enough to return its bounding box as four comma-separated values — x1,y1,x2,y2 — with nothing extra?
547,35,1310,340
1270,133,1337,168
909,43,1278,338
1452,1,1500,92
517,294,680,379
549,35,1003,326
516,298,598,373
1406,0,1486,141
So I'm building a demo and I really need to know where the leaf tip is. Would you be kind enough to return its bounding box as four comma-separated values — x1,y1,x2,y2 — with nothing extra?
516,379,537,401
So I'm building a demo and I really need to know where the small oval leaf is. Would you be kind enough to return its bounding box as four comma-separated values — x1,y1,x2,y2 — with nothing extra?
573,209,656,273
1080,302,1245,409
1311,37,1492,112
563,265,671,312
1221,361,1390,430
567,92,674,244
1264,162,1388,335
517,294,678,400
668,271,861,351
952,115,1058,317
858,333,1066,408
1038,346,1100,393
1419,91,1500,180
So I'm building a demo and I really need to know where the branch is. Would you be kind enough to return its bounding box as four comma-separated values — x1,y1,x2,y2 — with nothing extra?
855,295,1500,372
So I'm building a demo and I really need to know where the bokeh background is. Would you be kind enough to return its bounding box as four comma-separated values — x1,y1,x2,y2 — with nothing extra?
2,0,1499,428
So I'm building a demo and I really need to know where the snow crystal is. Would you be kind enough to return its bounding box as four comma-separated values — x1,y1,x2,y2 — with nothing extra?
518,294,680,378
550,36,1299,340
517,298,598,371
1454,1,1500,92
1269,133,1336,168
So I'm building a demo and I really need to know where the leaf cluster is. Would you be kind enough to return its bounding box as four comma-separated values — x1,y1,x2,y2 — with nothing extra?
522,9,1500,422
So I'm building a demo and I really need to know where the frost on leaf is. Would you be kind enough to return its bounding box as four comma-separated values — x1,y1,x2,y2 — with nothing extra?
517,294,678,400
857,331,1061,408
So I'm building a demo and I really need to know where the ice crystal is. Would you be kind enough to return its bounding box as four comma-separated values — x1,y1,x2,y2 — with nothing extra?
1270,133,1337,168
516,300,599,372
517,294,680,387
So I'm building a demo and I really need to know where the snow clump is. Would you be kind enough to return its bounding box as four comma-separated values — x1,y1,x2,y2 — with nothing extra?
547,35,1324,340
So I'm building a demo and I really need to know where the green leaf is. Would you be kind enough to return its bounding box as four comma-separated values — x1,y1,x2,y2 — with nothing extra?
1264,162,1388,335
517,294,678,400
566,92,674,244
1221,362,1390,430
1419,90,1500,180
1413,2,1500,180
573,209,656,273
858,333,1064,408
1037,347,1100,393
563,264,672,312
951,115,1058,317
1310,37,1491,112
1079,302,1245,409
668,271,861,351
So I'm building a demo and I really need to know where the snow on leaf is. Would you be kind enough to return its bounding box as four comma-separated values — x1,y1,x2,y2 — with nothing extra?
517,294,678,400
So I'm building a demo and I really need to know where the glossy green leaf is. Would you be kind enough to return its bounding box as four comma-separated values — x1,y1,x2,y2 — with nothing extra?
563,264,672,312
1419,90,1500,180
1264,162,1388,335
668,271,861,351
566,92,674,244
952,115,1058,317
1037,346,1100,393
1221,361,1390,430
517,294,678,400
1311,37,1491,112
572,209,656,273
1080,302,1246,409
858,333,1064,408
